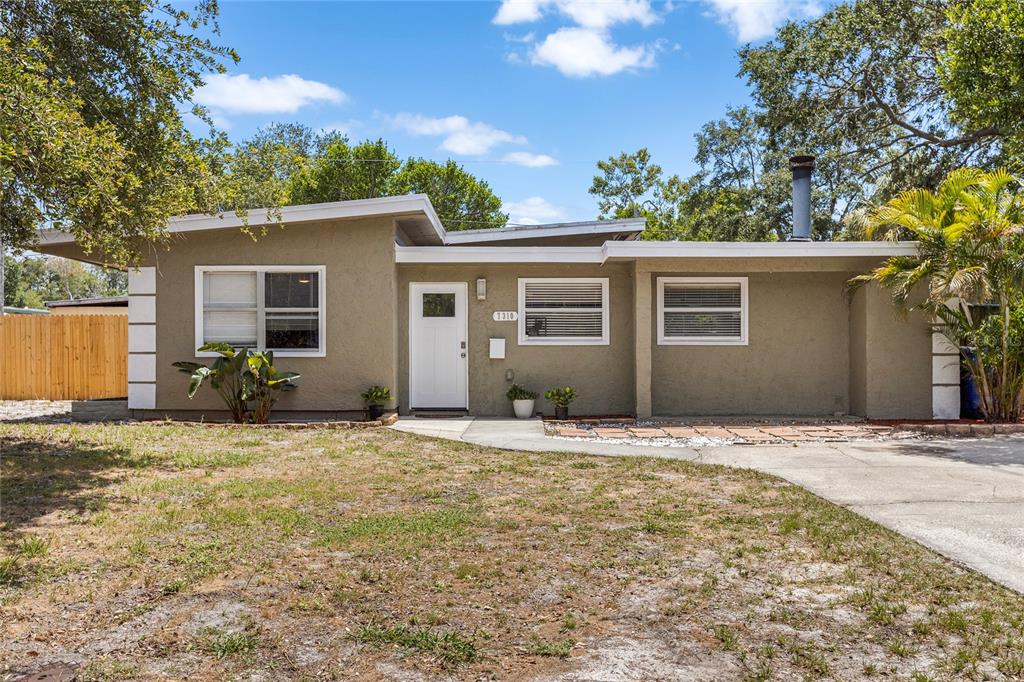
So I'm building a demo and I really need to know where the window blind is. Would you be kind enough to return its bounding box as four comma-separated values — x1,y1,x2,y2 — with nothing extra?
521,280,606,341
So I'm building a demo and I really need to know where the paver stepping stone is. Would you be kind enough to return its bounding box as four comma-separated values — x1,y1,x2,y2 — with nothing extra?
592,428,630,438
695,427,734,438
728,428,776,441
628,428,668,437
661,427,701,438
557,428,591,437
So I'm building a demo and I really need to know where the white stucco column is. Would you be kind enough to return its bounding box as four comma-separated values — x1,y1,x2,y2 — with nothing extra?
931,330,961,419
634,262,652,418
127,267,157,410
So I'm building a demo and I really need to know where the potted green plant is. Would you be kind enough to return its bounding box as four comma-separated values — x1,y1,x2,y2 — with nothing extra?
544,386,577,421
361,385,392,420
506,383,538,419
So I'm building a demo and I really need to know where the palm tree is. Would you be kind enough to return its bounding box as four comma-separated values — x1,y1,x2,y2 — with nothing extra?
848,168,1024,421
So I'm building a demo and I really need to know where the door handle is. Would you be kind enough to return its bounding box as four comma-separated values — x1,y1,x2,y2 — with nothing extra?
460,341,466,349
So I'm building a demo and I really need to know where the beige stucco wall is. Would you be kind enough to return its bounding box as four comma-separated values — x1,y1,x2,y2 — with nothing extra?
397,263,635,416
650,270,854,416
150,216,398,414
848,283,932,419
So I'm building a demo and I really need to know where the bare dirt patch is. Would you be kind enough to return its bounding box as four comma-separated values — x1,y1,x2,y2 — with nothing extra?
1,424,1022,680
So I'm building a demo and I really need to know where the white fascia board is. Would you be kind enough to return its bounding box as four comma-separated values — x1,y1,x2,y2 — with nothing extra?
395,246,605,263
444,219,644,244
601,240,920,259
36,194,446,245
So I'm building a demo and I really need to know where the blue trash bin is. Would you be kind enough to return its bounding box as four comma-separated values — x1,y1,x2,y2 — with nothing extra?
960,347,983,419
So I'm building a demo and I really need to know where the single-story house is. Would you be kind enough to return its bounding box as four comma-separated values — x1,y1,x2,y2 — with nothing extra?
36,158,961,421
45,296,129,315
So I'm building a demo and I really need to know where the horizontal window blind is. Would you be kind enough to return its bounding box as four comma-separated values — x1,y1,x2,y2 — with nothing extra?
663,285,741,309
520,279,608,343
660,280,746,343
663,310,742,337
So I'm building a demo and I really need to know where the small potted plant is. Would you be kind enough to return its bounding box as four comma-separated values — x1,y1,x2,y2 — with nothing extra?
544,386,577,421
361,385,392,420
506,383,538,419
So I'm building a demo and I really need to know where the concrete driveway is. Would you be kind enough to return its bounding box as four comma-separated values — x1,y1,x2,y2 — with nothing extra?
393,417,1024,593
699,438,1024,593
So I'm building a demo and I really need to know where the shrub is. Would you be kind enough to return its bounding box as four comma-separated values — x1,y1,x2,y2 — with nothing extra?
505,384,538,401
544,386,578,407
173,343,300,423
361,385,392,406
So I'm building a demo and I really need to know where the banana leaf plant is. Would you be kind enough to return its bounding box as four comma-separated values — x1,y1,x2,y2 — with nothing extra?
241,350,300,424
173,343,300,423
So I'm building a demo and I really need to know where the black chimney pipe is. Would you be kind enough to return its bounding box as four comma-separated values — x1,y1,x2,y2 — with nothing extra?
789,155,815,242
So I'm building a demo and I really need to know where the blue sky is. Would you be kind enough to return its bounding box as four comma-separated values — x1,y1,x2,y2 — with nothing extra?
193,0,824,225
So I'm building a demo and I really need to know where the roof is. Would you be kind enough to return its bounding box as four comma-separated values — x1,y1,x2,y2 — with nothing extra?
37,194,448,247
34,196,647,249
2,306,49,315
444,218,644,245
45,296,128,308
395,240,920,263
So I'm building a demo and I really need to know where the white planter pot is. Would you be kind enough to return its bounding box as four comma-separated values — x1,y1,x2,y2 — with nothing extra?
513,399,535,419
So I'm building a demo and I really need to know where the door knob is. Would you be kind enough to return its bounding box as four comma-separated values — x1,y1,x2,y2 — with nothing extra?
460,352,466,358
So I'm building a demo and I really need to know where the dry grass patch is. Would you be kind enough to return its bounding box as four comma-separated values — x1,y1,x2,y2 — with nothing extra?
0,423,1022,680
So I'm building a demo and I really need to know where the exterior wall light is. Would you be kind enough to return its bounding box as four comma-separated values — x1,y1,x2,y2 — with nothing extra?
476,278,486,301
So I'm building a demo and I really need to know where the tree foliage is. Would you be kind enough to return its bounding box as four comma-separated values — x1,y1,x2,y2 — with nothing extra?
848,168,1024,421
0,0,237,264
591,0,1024,241
3,253,126,309
224,125,507,230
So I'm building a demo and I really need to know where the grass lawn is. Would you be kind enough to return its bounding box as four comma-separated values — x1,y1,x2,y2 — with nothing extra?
1,423,1023,681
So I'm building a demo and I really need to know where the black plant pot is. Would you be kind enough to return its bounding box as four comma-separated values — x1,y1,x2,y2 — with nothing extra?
554,405,569,421
367,404,385,420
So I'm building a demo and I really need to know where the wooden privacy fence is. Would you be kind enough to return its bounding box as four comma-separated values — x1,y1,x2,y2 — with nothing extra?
0,314,128,400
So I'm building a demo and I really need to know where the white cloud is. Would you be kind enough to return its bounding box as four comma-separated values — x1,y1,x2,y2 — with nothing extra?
557,0,658,28
195,73,346,114
494,0,545,24
387,113,526,155
494,0,658,28
503,151,560,167
531,27,654,77
702,0,822,42
503,196,568,225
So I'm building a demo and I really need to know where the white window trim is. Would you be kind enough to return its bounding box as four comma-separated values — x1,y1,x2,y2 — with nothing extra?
194,265,326,358
517,277,610,346
657,276,749,346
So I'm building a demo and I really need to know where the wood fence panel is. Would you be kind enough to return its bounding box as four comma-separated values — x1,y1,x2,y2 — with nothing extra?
0,315,128,400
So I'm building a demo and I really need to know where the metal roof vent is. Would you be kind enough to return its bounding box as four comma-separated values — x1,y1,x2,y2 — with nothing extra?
788,155,815,242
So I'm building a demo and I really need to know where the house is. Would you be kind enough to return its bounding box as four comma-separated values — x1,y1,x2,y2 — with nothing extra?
45,296,129,315
35,157,959,421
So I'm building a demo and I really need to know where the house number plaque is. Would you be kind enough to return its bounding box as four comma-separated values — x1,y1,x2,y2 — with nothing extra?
492,311,518,322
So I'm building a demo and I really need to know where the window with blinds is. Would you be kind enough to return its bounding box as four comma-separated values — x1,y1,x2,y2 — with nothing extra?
518,278,609,345
196,266,325,356
657,277,748,345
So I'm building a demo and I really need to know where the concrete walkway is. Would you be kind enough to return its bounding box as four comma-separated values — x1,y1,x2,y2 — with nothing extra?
392,417,1024,593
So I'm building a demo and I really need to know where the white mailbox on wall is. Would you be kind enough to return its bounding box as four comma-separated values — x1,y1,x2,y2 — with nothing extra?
489,337,506,359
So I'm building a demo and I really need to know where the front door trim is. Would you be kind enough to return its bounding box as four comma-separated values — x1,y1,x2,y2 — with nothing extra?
409,282,469,409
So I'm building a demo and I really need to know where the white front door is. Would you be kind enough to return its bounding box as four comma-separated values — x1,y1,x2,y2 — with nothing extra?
409,282,468,409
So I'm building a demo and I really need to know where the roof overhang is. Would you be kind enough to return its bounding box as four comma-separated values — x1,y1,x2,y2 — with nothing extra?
396,240,920,263
602,240,920,259
45,296,129,308
444,218,644,245
36,194,447,247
